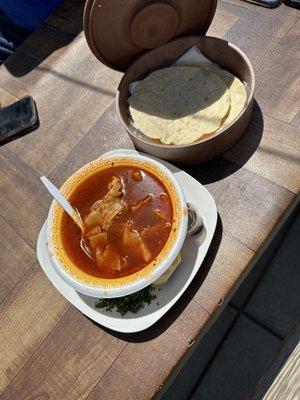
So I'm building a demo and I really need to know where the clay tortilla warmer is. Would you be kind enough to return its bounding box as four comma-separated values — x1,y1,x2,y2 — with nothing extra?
83,0,255,164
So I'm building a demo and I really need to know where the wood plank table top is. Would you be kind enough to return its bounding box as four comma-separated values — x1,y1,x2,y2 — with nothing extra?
0,1,299,399
251,323,300,400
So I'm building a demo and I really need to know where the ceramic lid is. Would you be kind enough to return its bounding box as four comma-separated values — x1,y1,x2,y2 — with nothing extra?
83,0,217,72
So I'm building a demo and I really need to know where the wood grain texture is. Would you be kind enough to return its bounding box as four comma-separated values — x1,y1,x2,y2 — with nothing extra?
192,232,254,314
255,19,300,124
251,324,300,400
20,24,77,68
187,157,294,252
49,103,134,185
0,1,298,399
291,111,300,128
0,149,49,247
224,3,298,72
0,40,121,174
0,88,18,108
87,300,209,400
224,103,300,194
262,345,300,400
0,52,47,99
208,0,247,38
222,0,249,7
0,264,69,393
1,308,126,400
0,216,35,303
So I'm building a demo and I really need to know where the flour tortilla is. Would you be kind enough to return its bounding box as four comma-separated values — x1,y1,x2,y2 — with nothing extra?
128,66,230,145
198,63,247,128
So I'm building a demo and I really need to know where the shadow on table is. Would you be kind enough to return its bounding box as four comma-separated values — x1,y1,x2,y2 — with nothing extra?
3,0,85,77
87,215,223,342
184,100,264,184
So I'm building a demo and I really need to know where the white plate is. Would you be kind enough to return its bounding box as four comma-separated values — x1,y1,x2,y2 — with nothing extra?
37,149,217,333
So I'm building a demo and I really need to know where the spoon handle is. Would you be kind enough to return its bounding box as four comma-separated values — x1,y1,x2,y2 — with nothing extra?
40,176,82,227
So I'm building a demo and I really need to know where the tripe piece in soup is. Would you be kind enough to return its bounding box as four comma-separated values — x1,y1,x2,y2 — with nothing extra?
61,166,173,279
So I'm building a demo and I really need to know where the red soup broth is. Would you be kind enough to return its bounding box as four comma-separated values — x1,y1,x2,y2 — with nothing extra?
61,166,173,279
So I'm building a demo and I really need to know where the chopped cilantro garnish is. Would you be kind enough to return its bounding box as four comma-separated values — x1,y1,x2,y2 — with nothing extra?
95,286,156,316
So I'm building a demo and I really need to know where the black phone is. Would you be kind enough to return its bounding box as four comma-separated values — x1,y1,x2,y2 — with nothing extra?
284,0,300,8
245,0,283,7
0,95,39,145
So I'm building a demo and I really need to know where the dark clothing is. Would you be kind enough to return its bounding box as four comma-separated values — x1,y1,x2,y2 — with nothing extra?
0,8,32,64
0,0,63,64
0,0,62,30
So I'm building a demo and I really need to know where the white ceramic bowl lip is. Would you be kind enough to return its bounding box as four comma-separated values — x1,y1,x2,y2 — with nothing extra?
47,152,188,298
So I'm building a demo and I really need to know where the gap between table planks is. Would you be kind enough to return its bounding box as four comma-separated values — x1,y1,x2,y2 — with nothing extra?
0,1,299,399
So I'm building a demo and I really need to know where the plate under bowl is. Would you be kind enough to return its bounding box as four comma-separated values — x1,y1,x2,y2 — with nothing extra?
37,149,217,333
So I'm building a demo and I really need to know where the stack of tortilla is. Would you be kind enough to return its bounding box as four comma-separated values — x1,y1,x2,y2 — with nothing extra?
128,64,247,145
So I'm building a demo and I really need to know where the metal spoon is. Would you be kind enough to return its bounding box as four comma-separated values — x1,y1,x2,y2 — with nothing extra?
40,176,93,259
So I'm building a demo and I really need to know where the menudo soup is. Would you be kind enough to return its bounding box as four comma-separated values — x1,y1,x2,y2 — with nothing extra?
61,166,173,279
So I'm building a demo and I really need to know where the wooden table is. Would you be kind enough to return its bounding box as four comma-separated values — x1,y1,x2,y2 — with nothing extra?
251,323,300,400
0,1,299,398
